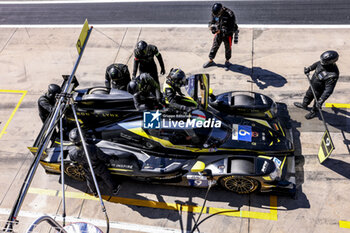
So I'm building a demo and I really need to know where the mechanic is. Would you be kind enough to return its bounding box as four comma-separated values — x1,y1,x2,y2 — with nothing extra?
68,128,121,196
38,84,61,123
294,50,340,119
105,63,131,91
203,3,238,70
163,68,197,113
132,40,165,84
127,73,163,111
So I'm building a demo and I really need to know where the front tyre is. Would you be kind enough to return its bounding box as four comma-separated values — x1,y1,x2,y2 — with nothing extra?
64,163,86,181
220,176,260,194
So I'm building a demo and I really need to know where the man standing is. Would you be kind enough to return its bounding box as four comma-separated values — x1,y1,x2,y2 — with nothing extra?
203,3,238,70
38,84,61,123
105,63,131,91
68,128,121,196
294,50,340,119
132,40,166,84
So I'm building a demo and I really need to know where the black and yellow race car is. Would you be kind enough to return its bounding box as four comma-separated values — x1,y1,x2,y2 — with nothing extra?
30,74,296,195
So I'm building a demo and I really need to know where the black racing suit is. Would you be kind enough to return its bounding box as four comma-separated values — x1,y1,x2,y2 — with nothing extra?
208,7,238,61
133,76,162,111
132,45,165,84
105,63,131,91
69,144,119,193
303,61,339,111
38,94,55,123
163,80,197,112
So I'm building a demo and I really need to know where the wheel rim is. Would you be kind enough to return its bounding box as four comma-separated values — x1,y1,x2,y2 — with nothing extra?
222,176,258,194
65,164,86,181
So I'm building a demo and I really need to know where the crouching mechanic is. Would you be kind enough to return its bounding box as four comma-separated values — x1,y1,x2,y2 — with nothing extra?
294,50,340,119
127,73,163,111
68,128,121,196
163,68,197,113
38,84,61,123
105,63,131,91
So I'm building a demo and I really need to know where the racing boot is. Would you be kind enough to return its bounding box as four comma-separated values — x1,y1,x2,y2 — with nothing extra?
203,60,215,68
224,60,231,71
305,110,317,120
294,102,308,110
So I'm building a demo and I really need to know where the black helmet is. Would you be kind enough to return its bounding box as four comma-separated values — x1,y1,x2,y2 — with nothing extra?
212,3,223,16
168,68,186,88
107,65,123,81
47,84,61,99
127,80,139,94
139,73,152,86
69,128,81,144
136,40,148,54
320,50,339,65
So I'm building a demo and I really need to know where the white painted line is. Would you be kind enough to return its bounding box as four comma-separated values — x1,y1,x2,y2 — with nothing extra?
0,24,350,29
0,208,185,233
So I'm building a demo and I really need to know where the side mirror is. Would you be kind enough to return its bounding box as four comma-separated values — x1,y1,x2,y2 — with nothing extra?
202,169,212,177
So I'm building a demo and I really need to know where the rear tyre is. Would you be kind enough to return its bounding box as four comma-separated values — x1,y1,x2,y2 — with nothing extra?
64,164,86,181
220,176,260,194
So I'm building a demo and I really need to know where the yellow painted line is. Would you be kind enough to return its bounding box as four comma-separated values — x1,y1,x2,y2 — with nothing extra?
208,196,277,220
0,90,27,139
28,187,277,220
325,103,350,108
339,220,350,228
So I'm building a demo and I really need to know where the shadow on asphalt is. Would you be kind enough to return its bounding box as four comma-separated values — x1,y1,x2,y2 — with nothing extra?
322,158,350,179
321,107,350,133
215,63,288,89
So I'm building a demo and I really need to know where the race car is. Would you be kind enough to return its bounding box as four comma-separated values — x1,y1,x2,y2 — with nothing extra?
30,74,296,195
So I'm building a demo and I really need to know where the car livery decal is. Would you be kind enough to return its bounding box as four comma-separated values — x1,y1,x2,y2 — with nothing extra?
232,124,252,142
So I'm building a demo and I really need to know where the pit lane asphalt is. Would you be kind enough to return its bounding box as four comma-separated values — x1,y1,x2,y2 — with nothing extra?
0,3,350,232
0,0,350,25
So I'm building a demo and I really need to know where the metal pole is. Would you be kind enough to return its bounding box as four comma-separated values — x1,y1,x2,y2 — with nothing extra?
71,103,110,233
305,73,330,131
3,26,93,232
305,73,334,145
60,108,66,227
26,215,68,233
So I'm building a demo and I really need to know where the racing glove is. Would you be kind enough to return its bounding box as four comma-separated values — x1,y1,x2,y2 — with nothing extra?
185,106,194,113
316,99,324,109
304,67,311,75
161,68,166,75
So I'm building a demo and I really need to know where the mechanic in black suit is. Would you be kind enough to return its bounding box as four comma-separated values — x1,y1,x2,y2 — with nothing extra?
105,63,131,91
294,50,340,119
38,84,61,123
132,40,165,84
127,73,163,111
68,128,121,196
163,68,196,113
203,2,238,69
